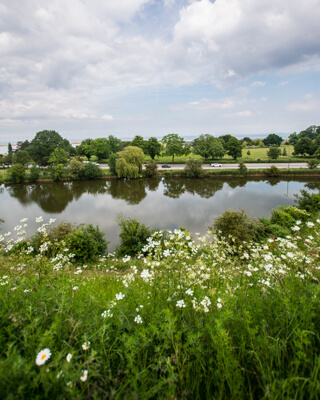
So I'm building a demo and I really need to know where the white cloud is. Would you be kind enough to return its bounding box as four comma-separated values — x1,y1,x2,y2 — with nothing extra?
251,81,266,87
225,110,253,117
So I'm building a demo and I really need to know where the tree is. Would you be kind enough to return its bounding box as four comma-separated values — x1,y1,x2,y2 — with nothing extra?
108,153,118,175
9,163,25,183
267,147,282,160
294,137,314,156
68,157,85,179
145,137,162,159
28,130,73,165
131,135,147,152
84,162,103,179
116,146,145,179
193,134,225,160
226,137,242,159
288,132,299,145
76,139,95,159
299,125,320,140
184,158,204,178
13,150,31,167
263,134,283,146
242,137,253,146
48,148,68,165
218,134,233,146
93,138,109,160
145,159,158,177
162,134,187,162
16,140,30,152
106,135,121,154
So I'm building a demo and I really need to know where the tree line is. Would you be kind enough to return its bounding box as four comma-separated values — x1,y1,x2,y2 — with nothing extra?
1,125,319,182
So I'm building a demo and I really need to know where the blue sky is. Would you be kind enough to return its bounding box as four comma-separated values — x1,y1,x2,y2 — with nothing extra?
1,0,320,144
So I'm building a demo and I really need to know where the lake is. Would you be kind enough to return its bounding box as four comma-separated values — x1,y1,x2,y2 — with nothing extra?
1,176,319,251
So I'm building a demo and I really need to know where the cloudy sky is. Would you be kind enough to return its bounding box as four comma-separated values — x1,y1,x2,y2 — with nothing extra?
1,0,320,144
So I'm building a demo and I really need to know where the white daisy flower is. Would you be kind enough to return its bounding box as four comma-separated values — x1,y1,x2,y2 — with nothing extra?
35,348,52,366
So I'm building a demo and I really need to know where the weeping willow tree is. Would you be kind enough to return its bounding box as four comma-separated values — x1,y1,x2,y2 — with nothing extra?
115,146,145,179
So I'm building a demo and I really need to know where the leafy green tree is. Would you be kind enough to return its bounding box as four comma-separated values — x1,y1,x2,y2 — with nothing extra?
145,159,158,177
288,132,299,145
68,157,85,179
282,148,287,156
48,148,68,165
238,162,247,175
116,146,145,179
193,134,225,160
76,139,95,159
131,135,147,152
53,164,64,181
226,137,242,159
94,138,109,160
218,134,232,146
294,137,314,156
267,146,281,160
106,135,121,154
242,137,253,146
15,140,30,152
108,153,118,175
9,163,25,183
145,137,162,159
8,143,13,155
29,163,40,181
299,125,320,140
263,134,283,146
84,162,103,179
13,150,31,167
162,133,187,162
184,158,204,178
28,130,72,166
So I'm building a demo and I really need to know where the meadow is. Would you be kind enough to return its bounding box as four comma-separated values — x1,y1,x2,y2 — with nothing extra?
1,211,320,399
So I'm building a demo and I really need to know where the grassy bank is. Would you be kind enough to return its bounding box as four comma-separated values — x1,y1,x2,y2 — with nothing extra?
1,216,320,399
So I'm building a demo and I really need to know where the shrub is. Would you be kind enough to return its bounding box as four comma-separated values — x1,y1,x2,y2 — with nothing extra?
116,216,153,257
108,153,118,175
265,165,280,177
145,159,158,177
8,163,25,183
212,209,266,250
53,164,64,181
28,163,40,181
68,158,85,179
294,189,320,213
184,158,204,178
238,162,247,175
307,160,319,169
258,216,291,238
84,162,103,179
66,224,108,262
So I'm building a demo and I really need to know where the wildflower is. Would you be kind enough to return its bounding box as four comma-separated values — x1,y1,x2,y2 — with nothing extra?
36,216,43,223
66,353,72,362
185,288,194,296
82,341,90,351
101,309,113,318
134,315,143,324
292,226,300,232
36,348,52,366
80,370,88,382
57,371,63,379
176,300,186,308
20,218,28,223
73,286,79,291
307,222,315,228
115,292,125,300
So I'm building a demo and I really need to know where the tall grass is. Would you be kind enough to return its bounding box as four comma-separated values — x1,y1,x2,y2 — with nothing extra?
1,217,320,398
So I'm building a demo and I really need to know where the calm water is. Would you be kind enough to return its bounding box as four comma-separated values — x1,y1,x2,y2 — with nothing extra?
1,177,319,251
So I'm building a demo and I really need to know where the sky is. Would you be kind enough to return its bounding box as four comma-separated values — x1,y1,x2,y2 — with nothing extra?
1,0,320,144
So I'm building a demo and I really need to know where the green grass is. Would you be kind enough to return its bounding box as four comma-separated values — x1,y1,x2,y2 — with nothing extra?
2,216,320,398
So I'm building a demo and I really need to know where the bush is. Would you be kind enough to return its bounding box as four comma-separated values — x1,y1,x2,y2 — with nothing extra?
28,163,40,181
84,162,103,179
184,158,204,178
66,224,108,262
307,160,319,169
53,164,64,181
212,209,266,250
116,216,153,257
258,216,291,238
8,163,25,183
294,189,320,213
238,162,247,175
265,165,280,177
145,159,158,177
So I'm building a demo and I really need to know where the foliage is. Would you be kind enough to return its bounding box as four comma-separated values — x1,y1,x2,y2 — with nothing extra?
48,148,69,166
289,132,299,145
294,137,314,156
238,162,247,175
299,125,320,140
8,163,25,183
84,162,103,179
265,165,280,177
66,224,108,262
307,160,319,169
53,164,64,181
267,146,281,160
28,163,40,181
116,215,153,256
145,159,158,177
15,140,30,152
116,146,145,179
226,136,242,159
263,133,283,146
27,130,73,166
145,137,162,159
193,134,225,160
107,153,118,175
184,158,204,178
162,133,187,162
212,208,266,250
67,157,85,179
131,135,147,152
12,150,31,167
294,189,320,213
